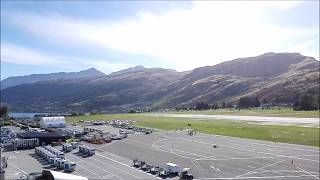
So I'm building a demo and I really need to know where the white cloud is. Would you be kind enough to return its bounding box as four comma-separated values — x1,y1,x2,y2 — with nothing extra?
1,43,64,65
6,1,318,71
1,43,134,73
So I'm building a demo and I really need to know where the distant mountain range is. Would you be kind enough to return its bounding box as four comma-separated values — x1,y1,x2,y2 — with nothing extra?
1,68,105,90
1,52,319,113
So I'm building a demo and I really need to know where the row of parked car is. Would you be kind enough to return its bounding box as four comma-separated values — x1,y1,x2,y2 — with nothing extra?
132,159,193,179
113,124,153,134
35,146,76,172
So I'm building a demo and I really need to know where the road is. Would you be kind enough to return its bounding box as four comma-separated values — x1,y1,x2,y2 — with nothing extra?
146,114,320,127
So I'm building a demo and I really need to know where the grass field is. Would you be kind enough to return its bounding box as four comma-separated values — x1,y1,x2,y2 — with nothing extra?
167,108,319,118
67,113,320,147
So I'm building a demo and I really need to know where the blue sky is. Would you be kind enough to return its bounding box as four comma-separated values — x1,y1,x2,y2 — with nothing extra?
1,1,319,80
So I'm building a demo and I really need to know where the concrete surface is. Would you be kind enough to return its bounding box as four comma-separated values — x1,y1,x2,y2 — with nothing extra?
3,126,320,180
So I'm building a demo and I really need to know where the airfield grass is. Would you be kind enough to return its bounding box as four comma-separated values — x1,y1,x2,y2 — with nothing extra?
67,113,320,147
167,108,319,118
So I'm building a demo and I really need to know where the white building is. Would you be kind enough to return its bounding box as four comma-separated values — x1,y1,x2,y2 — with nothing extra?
39,116,66,128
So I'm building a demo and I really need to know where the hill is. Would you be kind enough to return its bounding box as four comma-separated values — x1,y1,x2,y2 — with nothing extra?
0,68,105,90
152,53,319,108
1,67,185,112
1,53,318,112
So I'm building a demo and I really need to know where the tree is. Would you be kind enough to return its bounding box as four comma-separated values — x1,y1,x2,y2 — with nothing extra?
254,97,260,107
211,103,219,109
195,102,210,110
221,101,226,109
299,94,316,110
0,105,9,118
238,97,252,108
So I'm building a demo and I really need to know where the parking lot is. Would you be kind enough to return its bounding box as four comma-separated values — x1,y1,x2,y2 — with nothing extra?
3,125,320,180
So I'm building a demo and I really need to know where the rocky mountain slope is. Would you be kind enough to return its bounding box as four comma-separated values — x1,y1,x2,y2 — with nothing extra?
1,68,105,90
1,53,318,112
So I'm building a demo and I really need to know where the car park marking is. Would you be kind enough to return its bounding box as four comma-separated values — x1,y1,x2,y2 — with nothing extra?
8,163,28,175
75,163,102,178
91,157,142,180
96,153,156,179
69,154,118,179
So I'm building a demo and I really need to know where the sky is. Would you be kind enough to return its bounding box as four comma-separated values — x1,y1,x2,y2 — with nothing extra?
1,1,319,80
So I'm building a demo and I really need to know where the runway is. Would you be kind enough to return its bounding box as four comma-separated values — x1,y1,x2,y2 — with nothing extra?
146,114,320,127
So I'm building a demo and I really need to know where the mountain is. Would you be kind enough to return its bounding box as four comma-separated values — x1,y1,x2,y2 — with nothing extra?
1,52,319,112
1,68,106,90
1,67,186,112
109,65,145,76
151,53,319,108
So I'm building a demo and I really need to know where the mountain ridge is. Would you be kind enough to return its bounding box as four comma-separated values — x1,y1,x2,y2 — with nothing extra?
1,52,319,112
1,68,106,90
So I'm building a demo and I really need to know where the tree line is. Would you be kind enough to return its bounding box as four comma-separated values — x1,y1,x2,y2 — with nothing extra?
176,93,319,111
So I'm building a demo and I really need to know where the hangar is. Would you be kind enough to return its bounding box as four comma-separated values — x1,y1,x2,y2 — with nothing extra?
39,116,66,128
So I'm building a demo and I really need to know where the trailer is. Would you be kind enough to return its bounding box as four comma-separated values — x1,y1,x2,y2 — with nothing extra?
165,162,179,175
78,145,85,153
179,168,193,179
50,157,59,166
64,162,76,172
57,159,67,169
87,147,95,156
62,143,73,152
54,158,62,167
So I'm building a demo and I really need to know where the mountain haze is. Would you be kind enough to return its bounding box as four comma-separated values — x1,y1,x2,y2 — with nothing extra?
1,53,319,112
1,68,106,90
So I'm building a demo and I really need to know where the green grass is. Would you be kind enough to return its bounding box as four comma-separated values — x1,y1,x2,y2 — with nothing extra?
166,108,319,118
67,113,320,147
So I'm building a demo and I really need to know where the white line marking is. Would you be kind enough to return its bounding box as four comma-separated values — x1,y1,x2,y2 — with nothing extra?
235,159,286,178
196,174,320,179
196,156,274,161
91,157,143,180
96,153,156,179
74,162,102,178
178,137,320,163
195,133,320,153
8,163,28,175
297,166,320,179
69,154,113,179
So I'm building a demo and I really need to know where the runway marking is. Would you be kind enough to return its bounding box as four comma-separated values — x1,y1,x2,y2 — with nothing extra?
194,133,320,153
235,159,286,178
177,137,320,163
196,156,274,161
96,153,156,179
210,166,221,171
196,174,320,179
297,166,320,179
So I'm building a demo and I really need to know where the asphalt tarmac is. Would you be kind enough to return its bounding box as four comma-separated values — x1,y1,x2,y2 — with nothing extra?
3,128,320,180
147,113,320,127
